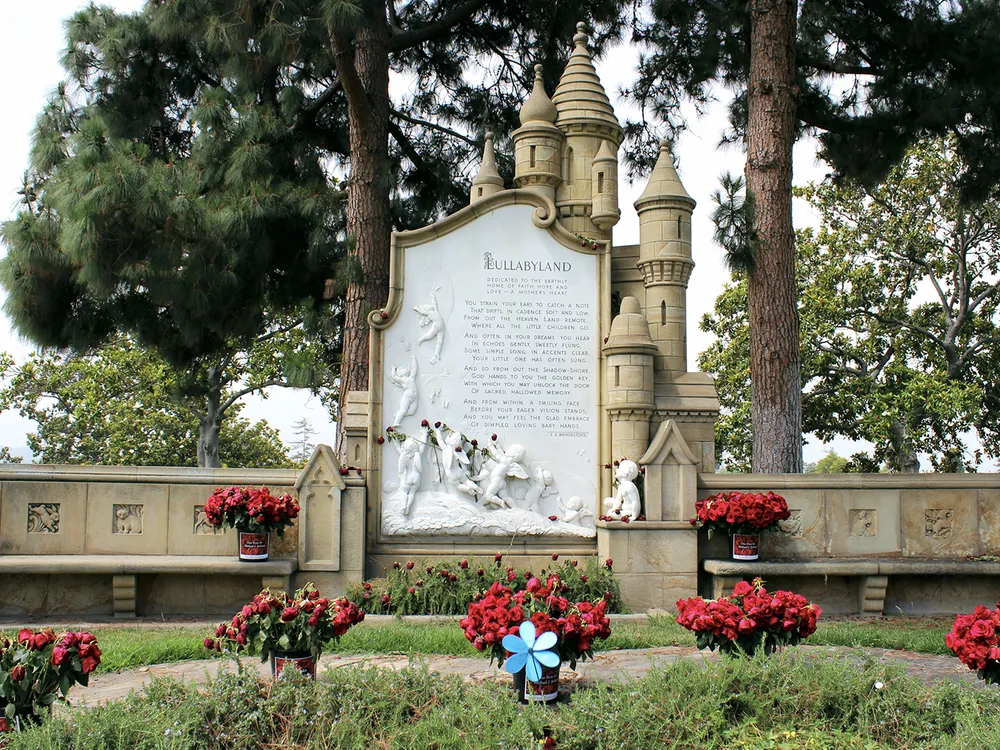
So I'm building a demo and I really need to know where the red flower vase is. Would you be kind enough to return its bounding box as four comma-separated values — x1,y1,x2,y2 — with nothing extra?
271,649,317,680
238,530,270,562
731,533,760,561
512,663,561,704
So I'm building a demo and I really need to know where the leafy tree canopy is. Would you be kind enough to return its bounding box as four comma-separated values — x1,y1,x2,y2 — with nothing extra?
702,138,999,472
0,337,292,467
629,1,1000,200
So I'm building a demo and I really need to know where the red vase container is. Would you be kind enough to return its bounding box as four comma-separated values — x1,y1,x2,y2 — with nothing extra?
512,663,561,704
731,533,760,561
271,649,318,680
238,530,270,562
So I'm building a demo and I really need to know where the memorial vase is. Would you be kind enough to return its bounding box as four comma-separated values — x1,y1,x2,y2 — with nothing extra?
731,533,760,561
512,663,561,705
238,529,270,562
270,649,318,680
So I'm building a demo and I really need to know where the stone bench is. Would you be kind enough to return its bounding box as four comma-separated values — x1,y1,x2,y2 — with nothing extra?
0,555,297,618
702,558,1000,615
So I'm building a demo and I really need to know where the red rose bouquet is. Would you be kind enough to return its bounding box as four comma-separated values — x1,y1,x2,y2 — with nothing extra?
460,575,613,669
691,491,791,536
204,584,365,670
675,578,821,656
0,629,101,728
946,602,1000,684
203,486,300,536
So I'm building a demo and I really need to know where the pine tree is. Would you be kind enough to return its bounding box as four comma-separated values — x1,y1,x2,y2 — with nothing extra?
290,417,317,464
1,1,635,453
631,0,1000,472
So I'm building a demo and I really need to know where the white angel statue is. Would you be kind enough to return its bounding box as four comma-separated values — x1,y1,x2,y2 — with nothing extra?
414,286,445,364
478,444,529,509
433,425,480,499
388,355,418,426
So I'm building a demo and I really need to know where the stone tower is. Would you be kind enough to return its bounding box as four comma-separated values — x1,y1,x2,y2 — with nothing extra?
551,22,623,240
634,138,696,376
512,65,563,202
470,132,504,205
603,296,658,461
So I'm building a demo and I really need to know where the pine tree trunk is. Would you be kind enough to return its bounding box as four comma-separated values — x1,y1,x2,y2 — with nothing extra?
745,0,802,473
198,365,223,468
330,7,392,454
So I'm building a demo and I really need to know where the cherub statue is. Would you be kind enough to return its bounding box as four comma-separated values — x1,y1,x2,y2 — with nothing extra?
522,467,558,513
478,444,529,509
433,425,480,499
561,496,593,526
393,436,426,515
414,286,445,364
388,355,418,426
603,460,641,518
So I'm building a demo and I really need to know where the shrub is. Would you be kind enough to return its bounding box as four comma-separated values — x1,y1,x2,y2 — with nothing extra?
346,555,625,615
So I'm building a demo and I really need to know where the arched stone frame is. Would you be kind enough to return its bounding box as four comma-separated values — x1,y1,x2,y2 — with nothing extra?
364,189,613,550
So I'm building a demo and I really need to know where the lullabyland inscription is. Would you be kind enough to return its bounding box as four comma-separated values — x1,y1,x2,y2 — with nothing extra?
380,204,599,537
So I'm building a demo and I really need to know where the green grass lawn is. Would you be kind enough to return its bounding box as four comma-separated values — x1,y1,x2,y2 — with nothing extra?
5,652,999,749
2,615,957,673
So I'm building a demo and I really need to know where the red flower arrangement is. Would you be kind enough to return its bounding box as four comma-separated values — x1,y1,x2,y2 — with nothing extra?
1,629,101,727
945,602,1000,684
675,578,821,656
690,491,791,536
203,486,300,536
204,584,364,667
460,576,612,669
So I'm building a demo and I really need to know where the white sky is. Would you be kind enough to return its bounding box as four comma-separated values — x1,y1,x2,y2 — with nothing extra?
0,1,860,465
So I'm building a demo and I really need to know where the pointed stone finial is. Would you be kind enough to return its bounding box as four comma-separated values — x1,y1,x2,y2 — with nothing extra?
551,21,622,141
519,64,558,125
470,131,503,204
634,137,695,209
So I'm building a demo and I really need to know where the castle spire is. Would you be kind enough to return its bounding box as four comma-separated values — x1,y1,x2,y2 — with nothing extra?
470,131,504,204
551,22,622,143
519,64,558,125
635,138,695,209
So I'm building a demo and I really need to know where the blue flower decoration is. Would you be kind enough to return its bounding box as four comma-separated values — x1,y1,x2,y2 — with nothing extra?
502,621,560,682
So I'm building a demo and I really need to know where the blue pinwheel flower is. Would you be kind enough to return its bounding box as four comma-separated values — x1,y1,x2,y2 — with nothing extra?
502,621,560,682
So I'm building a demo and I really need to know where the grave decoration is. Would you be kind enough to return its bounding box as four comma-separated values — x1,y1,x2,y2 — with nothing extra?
689,491,791,561
0,629,101,733
204,584,364,680
460,576,613,703
946,602,1000,685
599,459,646,522
202,486,300,562
675,579,821,657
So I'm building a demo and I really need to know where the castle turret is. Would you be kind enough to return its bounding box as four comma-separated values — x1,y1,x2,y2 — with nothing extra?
512,64,564,201
603,296,658,461
590,139,620,230
470,131,504,205
634,138,696,376
552,22,623,239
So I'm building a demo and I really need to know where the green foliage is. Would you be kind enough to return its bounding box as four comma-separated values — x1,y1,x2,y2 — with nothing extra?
346,556,626,615
0,337,291,467
628,1,1000,201
5,656,1000,749
701,138,1000,472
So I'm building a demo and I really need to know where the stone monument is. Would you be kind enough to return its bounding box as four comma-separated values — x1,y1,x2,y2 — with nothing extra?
363,23,718,582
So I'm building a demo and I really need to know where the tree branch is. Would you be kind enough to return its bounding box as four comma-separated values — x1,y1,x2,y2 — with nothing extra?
292,79,344,132
389,120,428,172
218,379,288,416
798,54,880,76
254,318,304,347
387,0,490,52
391,108,478,147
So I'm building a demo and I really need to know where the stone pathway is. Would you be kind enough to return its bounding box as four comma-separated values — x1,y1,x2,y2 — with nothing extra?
70,645,984,708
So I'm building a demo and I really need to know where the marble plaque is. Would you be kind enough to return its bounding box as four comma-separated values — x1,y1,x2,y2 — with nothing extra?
380,203,599,537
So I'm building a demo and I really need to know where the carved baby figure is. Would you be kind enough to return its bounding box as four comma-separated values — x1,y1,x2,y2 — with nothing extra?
388,355,418,426
561,496,593,526
414,286,445,364
434,425,480,499
522,467,558,513
479,443,528,509
602,460,641,518
394,437,425,515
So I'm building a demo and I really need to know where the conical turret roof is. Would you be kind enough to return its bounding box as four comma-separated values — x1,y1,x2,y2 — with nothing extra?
635,138,695,209
472,132,503,188
552,22,622,140
519,64,558,125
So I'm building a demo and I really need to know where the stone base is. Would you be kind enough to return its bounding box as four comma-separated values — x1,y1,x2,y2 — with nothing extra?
596,521,698,611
